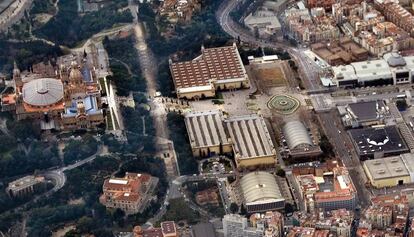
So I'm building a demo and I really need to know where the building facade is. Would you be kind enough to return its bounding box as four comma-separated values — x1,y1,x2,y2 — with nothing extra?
99,172,156,215
6,175,45,198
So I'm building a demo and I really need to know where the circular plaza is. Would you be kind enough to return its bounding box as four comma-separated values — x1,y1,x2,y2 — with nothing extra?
267,94,300,115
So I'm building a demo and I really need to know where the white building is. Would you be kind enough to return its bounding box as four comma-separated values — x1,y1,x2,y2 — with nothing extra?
244,12,282,37
223,214,262,237
240,172,285,213
332,52,414,87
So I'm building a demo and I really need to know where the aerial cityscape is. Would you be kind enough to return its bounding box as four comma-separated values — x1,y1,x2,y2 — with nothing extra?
2,0,414,236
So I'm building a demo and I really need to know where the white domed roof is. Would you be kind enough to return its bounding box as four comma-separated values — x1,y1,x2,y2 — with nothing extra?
384,52,406,67
22,78,64,106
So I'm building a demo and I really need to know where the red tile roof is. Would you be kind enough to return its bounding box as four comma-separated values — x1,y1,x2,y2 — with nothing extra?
170,44,245,89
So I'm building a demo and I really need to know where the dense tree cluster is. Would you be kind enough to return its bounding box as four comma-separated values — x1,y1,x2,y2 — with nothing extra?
229,0,252,22
138,0,229,96
0,40,62,74
167,113,197,175
163,198,199,224
30,0,56,15
0,118,60,179
19,156,118,236
140,0,227,57
103,36,146,96
28,205,87,236
63,135,98,165
0,142,60,178
396,99,408,111
35,0,132,47
118,106,156,154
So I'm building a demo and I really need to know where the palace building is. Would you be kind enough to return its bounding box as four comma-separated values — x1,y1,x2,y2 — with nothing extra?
1,58,105,130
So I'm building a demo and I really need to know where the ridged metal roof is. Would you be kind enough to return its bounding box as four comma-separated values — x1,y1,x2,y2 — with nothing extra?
22,78,64,106
282,121,313,149
240,172,283,203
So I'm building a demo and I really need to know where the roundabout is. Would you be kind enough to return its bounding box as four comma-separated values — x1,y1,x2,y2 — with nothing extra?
267,94,300,115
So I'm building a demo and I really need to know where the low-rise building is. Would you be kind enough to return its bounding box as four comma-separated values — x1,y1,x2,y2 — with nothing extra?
332,53,414,87
244,12,282,38
293,209,353,237
282,120,322,158
6,175,45,198
159,0,201,24
133,221,178,237
223,212,284,237
169,44,249,99
338,100,390,128
333,1,414,57
100,172,157,215
287,227,316,237
192,223,216,237
348,125,409,159
380,1,414,37
250,211,284,237
306,0,335,10
285,8,340,43
225,114,277,168
310,38,369,66
363,153,414,188
184,111,276,168
184,110,231,157
293,161,357,212
240,172,286,213
358,194,409,235
195,188,220,206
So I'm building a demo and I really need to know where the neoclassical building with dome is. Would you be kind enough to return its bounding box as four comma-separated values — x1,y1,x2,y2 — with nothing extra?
1,59,105,130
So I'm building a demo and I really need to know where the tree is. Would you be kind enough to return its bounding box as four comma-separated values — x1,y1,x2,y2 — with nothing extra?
396,99,408,111
239,204,247,215
163,198,199,222
320,133,334,157
276,166,286,177
76,216,95,233
230,203,239,213
285,203,295,213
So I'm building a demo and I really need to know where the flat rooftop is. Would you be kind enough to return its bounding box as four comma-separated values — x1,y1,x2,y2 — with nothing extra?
364,156,410,180
332,65,357,81
351,59,392,80
349,126,408,157
225,114,275,160
347,100,387,122
184,110,229,149
8,175,42,192
191,223,217,237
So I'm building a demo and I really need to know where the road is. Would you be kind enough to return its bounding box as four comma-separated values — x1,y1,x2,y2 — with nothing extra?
318,111,371,208
128,0,158,97
128,0,182,226
216,0,321,91
6,144,108,217
217,178,231,213
41,145,108,194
